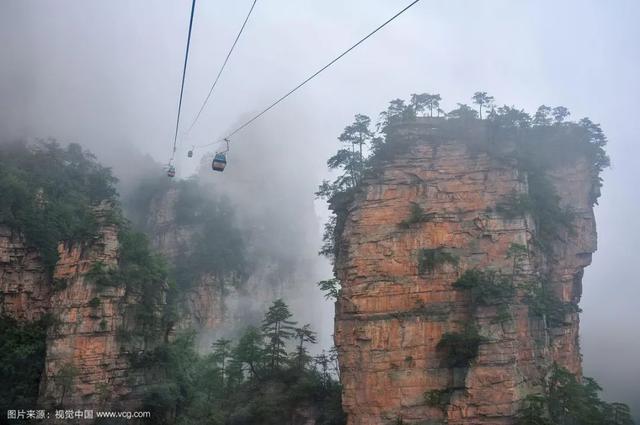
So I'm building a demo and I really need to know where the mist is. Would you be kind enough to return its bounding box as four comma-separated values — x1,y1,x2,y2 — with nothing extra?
1,0,638,415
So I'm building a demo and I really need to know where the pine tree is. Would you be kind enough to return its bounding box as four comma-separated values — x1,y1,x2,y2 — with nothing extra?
472,91,495,119
293,324,317,369
552,106,570,124
333,114,373,186
533,105,553,126
211,338,233,388
232,326,264,378
410,93,429,116
425,94,442,117
262,299,297,371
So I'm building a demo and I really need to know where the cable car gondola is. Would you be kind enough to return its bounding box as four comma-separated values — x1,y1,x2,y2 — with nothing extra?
212,153,227,172
167,165,176,178
212,138,230,172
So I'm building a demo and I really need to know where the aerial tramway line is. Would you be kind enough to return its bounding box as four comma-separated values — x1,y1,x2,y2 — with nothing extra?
166,0,422,178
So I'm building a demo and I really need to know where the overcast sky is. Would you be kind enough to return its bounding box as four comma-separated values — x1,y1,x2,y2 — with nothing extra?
1,0,638,415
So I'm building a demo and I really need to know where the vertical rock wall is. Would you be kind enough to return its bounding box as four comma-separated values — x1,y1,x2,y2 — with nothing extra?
38,206,143,409
144,188,225,334
0,207,148,410
334,128,597,424
0,226,50,321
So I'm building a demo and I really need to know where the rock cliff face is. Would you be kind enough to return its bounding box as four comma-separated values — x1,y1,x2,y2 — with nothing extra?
141,185,321,344
144,187,225,334
334,124,597,424
0,226,51,321
38,206,146,409
0,206,148,410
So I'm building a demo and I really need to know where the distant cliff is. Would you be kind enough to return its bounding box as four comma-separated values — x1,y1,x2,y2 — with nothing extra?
327,114,608,424
0,142,328,421
0,142,167,413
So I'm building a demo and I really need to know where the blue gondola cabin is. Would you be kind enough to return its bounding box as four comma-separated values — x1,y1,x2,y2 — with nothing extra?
212,153,227,172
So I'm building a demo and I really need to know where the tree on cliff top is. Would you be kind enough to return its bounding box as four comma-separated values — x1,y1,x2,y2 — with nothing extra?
411,93,443,118
317,91,610,266
0,140,118,271
326,114,374,190
448,103,479,120
410,93,429,116
472,91,495,119
552,106,571,124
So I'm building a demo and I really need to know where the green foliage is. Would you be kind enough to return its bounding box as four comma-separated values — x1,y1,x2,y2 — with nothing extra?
437,324,484,368
324,114,375,194
607,403,637,425
318,92,609,269
138,302,346,425
417,248,459,275
317,278,341,300
453,269,515,323
0,141,118,272
515,394,553,425
128,177,248,291
139,332,201,423
472,92,495,119
56,362,80,406
87,227,169,340
0,315,49,412
411,93,442,117
88,297,102,308
515,365,636,425
547,364,613,425
175,204,247,290
262,299,297,370
497,172,575,253
232,326,264,379
424,389,453,410
293,324,318,370
488,109,609,207
331,114,374,188
86,262,118,287
316,188,356,262
523,281,580,327
448,103,479,120
453,269,515,306
399,203,435,228
52,278,69,292
379,99,417,131
507,243,529,268
123,175,172,228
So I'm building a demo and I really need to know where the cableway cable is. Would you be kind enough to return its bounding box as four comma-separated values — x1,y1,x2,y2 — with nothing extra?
194,0,422,149
187,0,258,133
170,0,197,163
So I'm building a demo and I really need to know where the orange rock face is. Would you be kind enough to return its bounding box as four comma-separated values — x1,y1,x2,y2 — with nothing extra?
0,204,146,409
38,206,143,409
0,226,51,321
334,130,597,424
